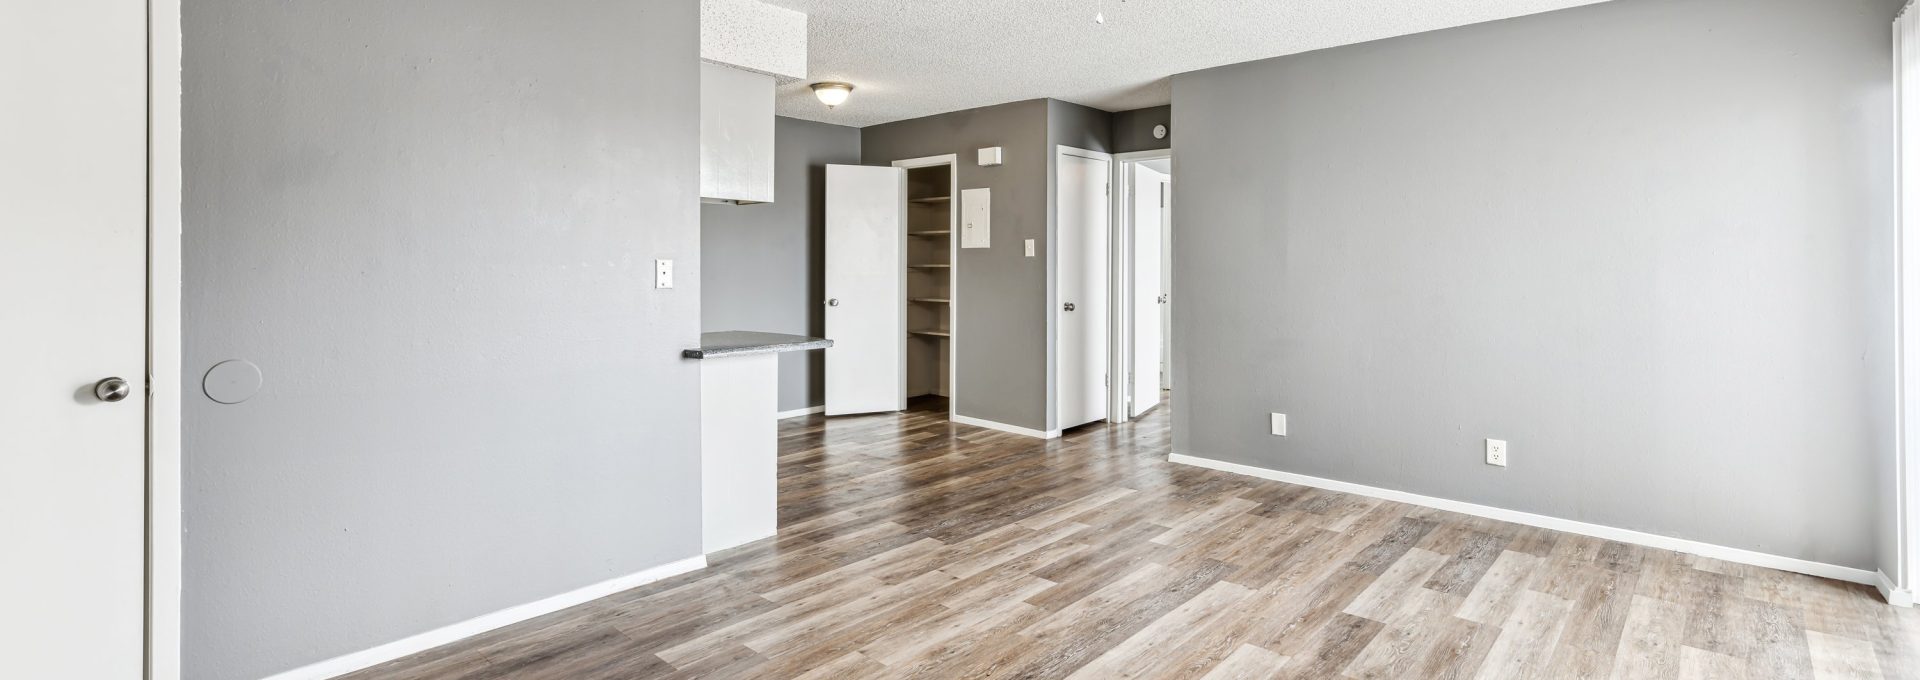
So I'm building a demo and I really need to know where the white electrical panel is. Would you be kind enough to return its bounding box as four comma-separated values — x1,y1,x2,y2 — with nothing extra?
961,187,991,249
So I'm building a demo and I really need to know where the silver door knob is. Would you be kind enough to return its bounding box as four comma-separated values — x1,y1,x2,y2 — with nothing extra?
1064,302,1076,312
94,377,131,403
827,298,840,307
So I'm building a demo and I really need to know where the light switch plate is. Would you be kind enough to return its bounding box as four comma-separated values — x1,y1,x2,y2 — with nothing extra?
656,259,673,289
1271,413,1287,436
1024,239,1035,257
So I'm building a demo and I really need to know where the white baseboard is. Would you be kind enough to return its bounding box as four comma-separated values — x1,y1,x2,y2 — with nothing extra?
1168,453,1878,587
261,555,708,680
777,405,825,420
952,414,1061,439
1878,570,1916,607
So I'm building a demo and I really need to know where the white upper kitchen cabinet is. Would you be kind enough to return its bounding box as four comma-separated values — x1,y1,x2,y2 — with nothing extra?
700,62,775,204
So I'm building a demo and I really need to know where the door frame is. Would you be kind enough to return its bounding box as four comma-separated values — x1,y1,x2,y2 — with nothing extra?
892,154,959,417
1106,149,1172,425
1053,146,1114,430
148,0,186,676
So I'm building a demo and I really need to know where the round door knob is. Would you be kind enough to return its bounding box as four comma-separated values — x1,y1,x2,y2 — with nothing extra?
827,298,840,307
1064,302,1076,312
94,377,131,403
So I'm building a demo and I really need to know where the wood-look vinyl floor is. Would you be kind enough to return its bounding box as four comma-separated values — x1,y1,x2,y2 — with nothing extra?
349,397,1919,679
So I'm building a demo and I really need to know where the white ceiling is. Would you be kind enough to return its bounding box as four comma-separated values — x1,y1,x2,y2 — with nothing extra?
760,0,1611,128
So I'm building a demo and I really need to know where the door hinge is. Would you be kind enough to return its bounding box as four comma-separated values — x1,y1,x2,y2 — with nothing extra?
1104,183,1110,196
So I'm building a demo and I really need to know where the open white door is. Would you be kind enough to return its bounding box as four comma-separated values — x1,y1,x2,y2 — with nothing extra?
0,1,150,676
1131,165,1169,416
825,164,907,415
1057,148,1111,430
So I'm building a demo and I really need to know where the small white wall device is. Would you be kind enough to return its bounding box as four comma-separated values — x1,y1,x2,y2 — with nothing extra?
977,147,1003,167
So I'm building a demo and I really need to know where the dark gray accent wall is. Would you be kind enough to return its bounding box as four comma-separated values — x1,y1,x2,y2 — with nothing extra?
1111,105,1172,153
1172,0,1898,569
703,116,861,413
863,99,1053,431
1049,100,1115,156
181,2,703,678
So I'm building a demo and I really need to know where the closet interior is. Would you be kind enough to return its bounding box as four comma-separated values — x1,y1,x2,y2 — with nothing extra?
904,163,953,399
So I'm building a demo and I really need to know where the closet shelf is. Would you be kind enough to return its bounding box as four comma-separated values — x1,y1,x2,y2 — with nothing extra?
910,298,950,304
909,329,951,337
909,196,951,204
909,230,952,237
908,263,951,269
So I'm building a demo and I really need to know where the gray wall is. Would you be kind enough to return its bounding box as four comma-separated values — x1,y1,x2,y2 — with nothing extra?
703,116,861,413
181,2,703,678
1046,100,1116,430
1172,0,1897,569
863,99,1053,430
1111,105,1172,154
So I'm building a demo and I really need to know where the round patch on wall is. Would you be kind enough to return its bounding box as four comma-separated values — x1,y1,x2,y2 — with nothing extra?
203,359,264,404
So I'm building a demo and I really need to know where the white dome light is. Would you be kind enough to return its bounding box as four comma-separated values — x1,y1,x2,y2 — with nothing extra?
811,82,854,108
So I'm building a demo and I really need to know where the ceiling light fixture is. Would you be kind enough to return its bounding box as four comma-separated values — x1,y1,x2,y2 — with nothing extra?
811,82,854,109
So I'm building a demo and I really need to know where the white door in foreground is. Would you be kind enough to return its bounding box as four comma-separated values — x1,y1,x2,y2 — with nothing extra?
1056,149,1111,429
825,164,907,415
0,1,150,676
1132,166,1169,416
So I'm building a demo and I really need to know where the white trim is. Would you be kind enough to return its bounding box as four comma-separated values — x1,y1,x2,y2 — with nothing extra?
1896,10,1920,608
1168,453,1879,586
777,405,825,419
891,154,960,418
1057,145,1111,162
1106,150,1173,426
147,0,184,676
1879,570,1916,607
259,556,708,680
1052,146,1115,432
952,414,1061,440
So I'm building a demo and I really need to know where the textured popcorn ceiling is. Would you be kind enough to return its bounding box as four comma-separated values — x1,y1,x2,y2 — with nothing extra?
701,0,808,79
761,0,1612,127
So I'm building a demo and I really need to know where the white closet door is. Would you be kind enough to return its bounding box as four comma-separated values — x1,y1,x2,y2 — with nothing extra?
825,164,907,415
1131,167,1168,416
1056,149,1110,429
0,1,149,677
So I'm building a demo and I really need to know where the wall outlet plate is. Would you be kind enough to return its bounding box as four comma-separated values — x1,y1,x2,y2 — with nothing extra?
1271,413,1287,436
655,259,673,289
1485,439,1508,467
1024,239,1035,257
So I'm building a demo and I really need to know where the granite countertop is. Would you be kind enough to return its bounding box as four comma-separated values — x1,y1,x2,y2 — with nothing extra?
684,331,833,359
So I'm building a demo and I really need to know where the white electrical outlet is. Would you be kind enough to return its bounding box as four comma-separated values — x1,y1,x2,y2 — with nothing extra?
1485,439,1508,467
1024,239,1036,257
655,259,674,289
1271,413,1287,436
